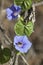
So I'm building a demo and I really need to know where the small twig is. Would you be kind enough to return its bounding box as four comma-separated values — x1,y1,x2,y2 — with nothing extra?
14,55,19,65
32,1,43,23
32,4,36,23
4,34,13,44
0,26,5,32
20,54,29,65
33,1,43,6
0,25,13,45
9,57,14,65
14,53,20,65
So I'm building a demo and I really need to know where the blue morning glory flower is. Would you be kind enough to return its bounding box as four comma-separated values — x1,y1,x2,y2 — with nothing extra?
14,36,32,53
6,5,21,20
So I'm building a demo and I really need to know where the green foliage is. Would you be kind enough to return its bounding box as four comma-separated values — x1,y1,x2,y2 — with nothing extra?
14,0,24,5
14,0,32,11
0,48,11,64
25,22,34,36
21,0,32,11
14,20,34,36
14,20,24,35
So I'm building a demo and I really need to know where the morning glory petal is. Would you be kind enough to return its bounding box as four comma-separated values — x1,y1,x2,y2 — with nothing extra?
14,36,32,53
7,16,12,20
15,45,24,53
14,36,24,45
11,14,18,19
6,8,13,16
23,36,30,44
23,41,32,53
14,5,21,11
6,5,21,20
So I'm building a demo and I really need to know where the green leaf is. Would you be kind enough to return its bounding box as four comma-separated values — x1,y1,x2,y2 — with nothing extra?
0,48,11,64
14,20,34,36
14,0,32,11
14,0,24,5
21,0,32,11
25,21,34,36
14,20,24,35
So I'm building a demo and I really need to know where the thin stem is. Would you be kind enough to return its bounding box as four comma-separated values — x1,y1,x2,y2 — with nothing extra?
0,27,13,45
32,1,43,23
9,56,14,65
0,0,6,26
33,1,43,6
20,54,29,65
32,4,36,23
14,53,20,65
4,34,13,44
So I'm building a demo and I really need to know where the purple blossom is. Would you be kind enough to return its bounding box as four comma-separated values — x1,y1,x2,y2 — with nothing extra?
14,36,32,53
6,5,21,20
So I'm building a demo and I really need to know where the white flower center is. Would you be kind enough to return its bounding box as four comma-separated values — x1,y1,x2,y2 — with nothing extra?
16,42,23,47
14,12,18,16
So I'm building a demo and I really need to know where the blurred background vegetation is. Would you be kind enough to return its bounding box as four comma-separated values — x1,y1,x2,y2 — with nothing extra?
0,0,43,65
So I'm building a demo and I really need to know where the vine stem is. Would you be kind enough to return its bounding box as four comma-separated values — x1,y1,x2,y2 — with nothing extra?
4,34,13,44
32,4,36,23
14,53,29,65
14,53,20,65
20,54,29,65
32,1,43,23
33,1,43,6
